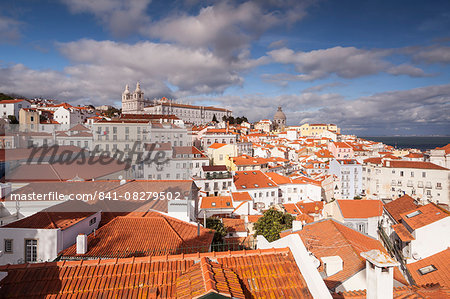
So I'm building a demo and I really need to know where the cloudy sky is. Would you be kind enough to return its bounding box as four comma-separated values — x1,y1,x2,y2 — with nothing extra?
1,0,449,135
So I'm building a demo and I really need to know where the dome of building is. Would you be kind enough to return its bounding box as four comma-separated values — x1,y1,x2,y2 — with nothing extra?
274,106,286,121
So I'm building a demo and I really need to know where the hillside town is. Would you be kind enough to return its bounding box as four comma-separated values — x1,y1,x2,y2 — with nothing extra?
0,84,449,298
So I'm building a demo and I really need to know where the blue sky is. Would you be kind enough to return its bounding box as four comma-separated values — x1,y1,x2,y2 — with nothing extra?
0,0,449,135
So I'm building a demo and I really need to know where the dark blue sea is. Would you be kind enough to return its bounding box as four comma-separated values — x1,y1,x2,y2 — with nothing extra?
361,136,450,152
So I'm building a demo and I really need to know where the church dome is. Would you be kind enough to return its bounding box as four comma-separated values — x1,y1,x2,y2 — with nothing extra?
274,106,286,120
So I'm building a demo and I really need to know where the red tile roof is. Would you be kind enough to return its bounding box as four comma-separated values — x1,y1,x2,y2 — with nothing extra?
400,203,449,230
333,284,450,298
0,247,313,298
247,215,263,223
200,196,233,209
233,170,277,190
435,143,450,154
60,214,214,258
406,248,450,288
392,223,415,242
208,143,228,149
202,165,228,172
231,192,252,202
384,160,449,170
337,200,384,219
384,194,420,223
3,212,95,230
176,257,245,299
284,219,407,290
222,218,246,233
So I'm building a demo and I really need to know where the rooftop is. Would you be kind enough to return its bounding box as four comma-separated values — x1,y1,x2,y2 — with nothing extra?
60,213,214,258
406,248,450,288
233,170,277,190
2,212,95,230
384,194,420,223
400,203,449,230
337,200,384,219
200,196,233,209
0,248,313,298
383,160,449,170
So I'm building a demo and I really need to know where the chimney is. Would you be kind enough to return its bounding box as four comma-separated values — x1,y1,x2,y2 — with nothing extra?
292,220,303,231
76,234,88,254
321,256,343,277
361,249,399,299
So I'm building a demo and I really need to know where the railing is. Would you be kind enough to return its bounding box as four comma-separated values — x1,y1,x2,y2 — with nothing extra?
58,239,257,261
378,224,416,285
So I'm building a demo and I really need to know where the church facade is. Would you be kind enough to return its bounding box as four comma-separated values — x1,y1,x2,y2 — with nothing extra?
121,83,232,125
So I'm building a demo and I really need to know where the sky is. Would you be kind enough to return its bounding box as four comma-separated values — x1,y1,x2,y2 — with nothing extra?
0,0,449,136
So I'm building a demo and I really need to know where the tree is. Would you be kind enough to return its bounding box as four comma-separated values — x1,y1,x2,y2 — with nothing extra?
206,217,227,244
254,209,295,242
212,114,218,122
104,107,120,118
7,115,19,124
0,93,13,101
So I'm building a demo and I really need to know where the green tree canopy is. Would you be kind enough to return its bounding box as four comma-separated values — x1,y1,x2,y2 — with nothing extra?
254,209,294,242
205,217,227,244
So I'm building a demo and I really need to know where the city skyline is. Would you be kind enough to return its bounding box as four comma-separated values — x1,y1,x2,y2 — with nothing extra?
0,0,449,135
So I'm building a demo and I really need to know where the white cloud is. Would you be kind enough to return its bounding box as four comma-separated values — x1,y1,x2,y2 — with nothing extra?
145,2,280,59
193,84,450,135
268,46,430,81
61,0,151,36
0,39,265,104
0,16,21,43
411,45,450,64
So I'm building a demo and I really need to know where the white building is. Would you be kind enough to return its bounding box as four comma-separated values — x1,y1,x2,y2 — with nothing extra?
390,203,450,263
0,211,100,265
144,98,232,125
232,170,279,210
429,144,450,169
0,99,31,120
121,83,145,114
329,159,363,199
363,160,449,206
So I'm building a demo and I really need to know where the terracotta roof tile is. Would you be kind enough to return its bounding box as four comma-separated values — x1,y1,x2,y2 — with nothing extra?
333,284,450,298
384,195,420,223
3,212,95,230
231,192,252,202
200,196,233,209
222,218,246,233
0,247,313,298
208,143,228,149
384,160,449,170
392,224,415,242
285,219,406,290
337,200,384,219
400,203,449,230
60,214,214,258
406,248,450,288
233,170,277,190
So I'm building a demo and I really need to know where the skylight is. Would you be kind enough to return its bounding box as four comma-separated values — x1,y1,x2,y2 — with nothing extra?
211,202,216,207
254,184,259,187
418,265,437,275
242,185,247,189
406,210,422,218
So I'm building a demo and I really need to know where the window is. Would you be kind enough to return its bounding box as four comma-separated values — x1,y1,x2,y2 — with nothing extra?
406,210,422,218
422,172,426,178
418,265,437,275
226,202,231,207
89,217,96,225
212,202,216,207
4,239,13,253
25,239,37,262
400,171,404,177
411,172,414,177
